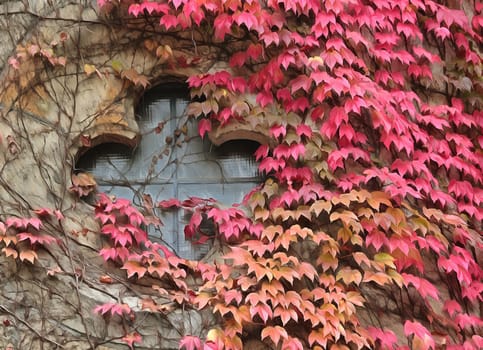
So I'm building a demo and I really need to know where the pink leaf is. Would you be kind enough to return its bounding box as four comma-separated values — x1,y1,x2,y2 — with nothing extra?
179,335,202,350
94,303,131,317
404,320,434,349
444,300,462,317
128,4,141,16
368,327,398,349
8,57,20,70
270,124,286,138
158,198,182,209
122,332,142,349
233,11,258,31
214,14,233,40
160,14,179,30
198,119,212,138
296,124,312,138
254,144,269,161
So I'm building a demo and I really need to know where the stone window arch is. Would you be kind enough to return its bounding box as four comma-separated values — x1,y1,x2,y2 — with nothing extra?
76,82,262,259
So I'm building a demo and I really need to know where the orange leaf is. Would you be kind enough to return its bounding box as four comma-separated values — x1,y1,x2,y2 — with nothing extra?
121,68,150,88
1,235,17,246
254,207,270,221
248,261,273,281
374,252,396,269
224,246,254,266
261,225,283,241
309,328,328,347
224,319,242,338
272,266,298,284
312,231,334,245
337,226,352,243
331,192,355,207
272,208,294,221
274,306,298,325
2,247,18,259
19,249,37,263
122,332,141,349
367,191,392,210
387,269,404,288
350,234,363,246
194,292,212,309
72,172,96,187
346,291,365,307
296,262,317,281
317,252,338,271
248,191,265,210
357,207,373,218
122,260,147,278
262,280,284,297
287,225,312,239
352,252,371,268
274,231,297,250
336,267,362,285
331,344,350,350
385,207,406,225
373,212,393,230
330,210,358,225
224,335,243,349
363,271,390,286
261,326,288,347
205,328,224,348
311,200,332,216
140,298,160,312
295,206,311,220
99,275,113,284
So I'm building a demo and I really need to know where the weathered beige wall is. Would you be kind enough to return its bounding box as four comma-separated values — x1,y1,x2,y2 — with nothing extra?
0,1,231,349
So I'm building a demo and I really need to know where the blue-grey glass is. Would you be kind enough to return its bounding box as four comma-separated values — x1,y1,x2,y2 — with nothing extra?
76,85,261,259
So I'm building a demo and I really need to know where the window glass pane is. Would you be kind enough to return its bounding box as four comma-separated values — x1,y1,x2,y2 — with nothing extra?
76,84,262,260
215,140,260,179
97,185,138,204
143,184,177,250
131,98,177,181
77,143,134,183
178,183,258,207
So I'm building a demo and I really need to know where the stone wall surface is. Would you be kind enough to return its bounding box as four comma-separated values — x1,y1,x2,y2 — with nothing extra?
0,1,231,348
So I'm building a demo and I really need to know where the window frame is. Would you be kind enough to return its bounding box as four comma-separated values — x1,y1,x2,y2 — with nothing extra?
76,82,262,259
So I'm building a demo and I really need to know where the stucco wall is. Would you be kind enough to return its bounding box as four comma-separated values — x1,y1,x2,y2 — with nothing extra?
0,1,234,348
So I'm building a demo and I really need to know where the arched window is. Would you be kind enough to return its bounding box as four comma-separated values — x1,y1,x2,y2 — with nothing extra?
77,83,261,259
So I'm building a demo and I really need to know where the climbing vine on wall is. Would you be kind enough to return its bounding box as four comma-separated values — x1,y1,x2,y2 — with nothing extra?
94,0,482,349
3,0,481,349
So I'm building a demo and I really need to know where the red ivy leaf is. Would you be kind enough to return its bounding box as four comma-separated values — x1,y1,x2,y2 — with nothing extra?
198,119,212,138
160,14,179,30
367,327,398,349
17,232,57,246
179,335,202,350
158,198,182,209
404,320,434,349
94,303,131,317
444,299,462,317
